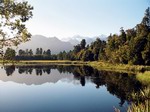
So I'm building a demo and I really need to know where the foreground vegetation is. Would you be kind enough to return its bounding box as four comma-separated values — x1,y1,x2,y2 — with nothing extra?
127,87,150,112
0,60,87,66
88,61,150,73
1,60,150,73
136,71,150,86
115,87,150,112
127,88,150,112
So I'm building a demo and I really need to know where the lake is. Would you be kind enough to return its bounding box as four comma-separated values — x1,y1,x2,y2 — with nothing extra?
0,65,143,112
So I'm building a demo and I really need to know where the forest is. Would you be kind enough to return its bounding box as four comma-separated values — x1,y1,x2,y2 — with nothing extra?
4,7,150,65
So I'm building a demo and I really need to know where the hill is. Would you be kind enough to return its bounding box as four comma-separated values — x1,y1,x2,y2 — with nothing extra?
17,35,74,54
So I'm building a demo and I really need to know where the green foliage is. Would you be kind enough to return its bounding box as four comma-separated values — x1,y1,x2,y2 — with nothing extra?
120,27,126,44
4,48,16,61
36,48,43,55
136,71,150,85
80,39,86,49
28,49,33,56
0,0,33,59
9,7,150,66
81,50,94,61
104,7,150,65
46,49,51,56
127,87,150,112
57,7,150,66
16,48,53,60
73,39,86,54
115,87,150,112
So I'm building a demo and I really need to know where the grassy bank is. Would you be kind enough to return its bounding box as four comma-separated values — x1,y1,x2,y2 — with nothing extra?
136,71,150,85
0,60,87,66
88,61,150,73
1,60,150,73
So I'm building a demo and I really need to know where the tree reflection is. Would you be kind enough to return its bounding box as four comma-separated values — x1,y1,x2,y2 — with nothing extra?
3,64,146,106
5,65,15,76
43,67,51,74
80,76,85,86
17,66,52,75
18,66,33,74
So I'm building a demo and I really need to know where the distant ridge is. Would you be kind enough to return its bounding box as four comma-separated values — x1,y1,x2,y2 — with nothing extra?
17,35,74,54
62,34,107,45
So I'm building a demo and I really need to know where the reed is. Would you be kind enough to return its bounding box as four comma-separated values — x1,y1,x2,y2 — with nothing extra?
127,87,150,112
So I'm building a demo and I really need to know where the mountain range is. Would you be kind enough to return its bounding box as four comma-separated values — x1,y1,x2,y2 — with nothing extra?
0,68,74,85
17,35,73,54
15,34,107,54
62,34,107,45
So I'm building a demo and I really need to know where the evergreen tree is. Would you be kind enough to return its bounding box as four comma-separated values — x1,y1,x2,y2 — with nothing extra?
28,49,33,56
120,27,126,44
46,49,51,56
142,7,150,27
4,48,16,61
36,48,40,55
18,49,25,56
80,39,86,49
39,48,43,55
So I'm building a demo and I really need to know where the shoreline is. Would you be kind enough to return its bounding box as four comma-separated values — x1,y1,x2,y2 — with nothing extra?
0,60,150,73
88,61,150,73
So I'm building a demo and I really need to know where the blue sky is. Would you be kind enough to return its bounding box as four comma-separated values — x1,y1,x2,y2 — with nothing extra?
26,0,149,39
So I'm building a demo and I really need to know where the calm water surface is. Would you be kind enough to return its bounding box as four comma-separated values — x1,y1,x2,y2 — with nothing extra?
0,65,142,112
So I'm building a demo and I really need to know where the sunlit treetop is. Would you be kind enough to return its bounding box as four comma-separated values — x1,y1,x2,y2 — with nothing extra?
0,0,33,48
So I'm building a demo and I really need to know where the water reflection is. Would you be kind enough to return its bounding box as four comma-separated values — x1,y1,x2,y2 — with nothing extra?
5,65,15,76
0,65,144,106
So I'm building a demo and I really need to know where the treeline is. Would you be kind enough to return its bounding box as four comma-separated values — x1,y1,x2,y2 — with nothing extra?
4,8,150,65
57,7,150,65
3,47,57,60
15,48,57,60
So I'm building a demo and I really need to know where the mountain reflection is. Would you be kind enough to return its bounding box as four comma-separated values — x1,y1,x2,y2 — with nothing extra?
0,65,144,106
